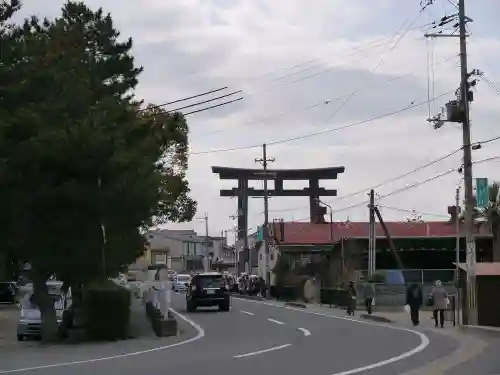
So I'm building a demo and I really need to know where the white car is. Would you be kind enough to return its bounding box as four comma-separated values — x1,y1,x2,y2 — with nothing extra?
172,274,191,293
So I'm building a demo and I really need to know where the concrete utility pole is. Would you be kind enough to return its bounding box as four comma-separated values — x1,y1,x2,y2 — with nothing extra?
255,143,275,284
426,0,477,325
457,0,478,326
455,185,461,325
368,189,376,278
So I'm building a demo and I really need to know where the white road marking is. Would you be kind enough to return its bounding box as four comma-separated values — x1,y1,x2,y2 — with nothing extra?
267,318,285,325
240,310,255,316
298,327,311,336
233,297,430,374
0,308,205,374
233,343,292,359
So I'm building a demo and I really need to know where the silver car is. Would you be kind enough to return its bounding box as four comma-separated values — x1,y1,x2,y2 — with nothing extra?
17,292,68,341
172,274,191,293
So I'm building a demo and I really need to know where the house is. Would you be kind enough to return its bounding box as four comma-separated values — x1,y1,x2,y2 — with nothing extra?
129,229,224,274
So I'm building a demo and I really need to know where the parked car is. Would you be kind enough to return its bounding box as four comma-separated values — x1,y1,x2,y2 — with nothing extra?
172,274,191,293
0,282,16,304
186,272,230,312
16,282,71,341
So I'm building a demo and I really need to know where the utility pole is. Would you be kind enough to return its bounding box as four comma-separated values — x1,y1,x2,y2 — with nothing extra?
255,143,275,285
426,0,477,324
455,185,461,325
368,189,376,278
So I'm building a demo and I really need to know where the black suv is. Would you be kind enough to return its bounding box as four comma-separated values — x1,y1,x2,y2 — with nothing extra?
186,272,230,312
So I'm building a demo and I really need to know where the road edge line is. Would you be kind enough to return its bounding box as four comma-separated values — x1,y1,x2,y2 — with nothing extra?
0,308,205,374
233,297,430,375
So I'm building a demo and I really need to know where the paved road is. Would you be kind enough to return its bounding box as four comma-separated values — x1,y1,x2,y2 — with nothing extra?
0,293,471,375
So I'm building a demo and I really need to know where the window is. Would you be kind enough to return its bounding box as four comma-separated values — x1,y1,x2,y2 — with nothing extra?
153,252,166,265
193,275,225,288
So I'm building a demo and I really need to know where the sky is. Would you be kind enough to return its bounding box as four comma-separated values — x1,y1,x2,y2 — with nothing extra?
14,0,500,242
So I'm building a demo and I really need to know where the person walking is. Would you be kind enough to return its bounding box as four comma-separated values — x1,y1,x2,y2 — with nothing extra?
363,281,376,315
406,283,423,326
346,281,357,316
429,280,449,328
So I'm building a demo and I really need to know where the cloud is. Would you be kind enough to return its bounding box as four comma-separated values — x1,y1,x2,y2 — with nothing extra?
15,0,500,238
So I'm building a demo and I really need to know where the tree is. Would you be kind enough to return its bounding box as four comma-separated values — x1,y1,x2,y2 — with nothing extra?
1,1,196,341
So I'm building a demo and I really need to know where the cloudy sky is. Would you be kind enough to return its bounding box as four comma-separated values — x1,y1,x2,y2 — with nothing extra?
16,0,500,241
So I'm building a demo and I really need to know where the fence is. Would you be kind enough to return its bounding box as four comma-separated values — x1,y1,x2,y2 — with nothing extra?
356,269,456,284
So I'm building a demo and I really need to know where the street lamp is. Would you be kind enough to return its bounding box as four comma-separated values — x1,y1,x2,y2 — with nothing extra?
315,198,344,279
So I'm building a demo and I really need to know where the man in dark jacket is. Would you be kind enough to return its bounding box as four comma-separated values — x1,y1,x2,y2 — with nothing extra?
406,283,423,326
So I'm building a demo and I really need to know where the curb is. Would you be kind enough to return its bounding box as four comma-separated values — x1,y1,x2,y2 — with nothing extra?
284,302,307,308
360,314,393,323
459,324,500,337
230,294,263,301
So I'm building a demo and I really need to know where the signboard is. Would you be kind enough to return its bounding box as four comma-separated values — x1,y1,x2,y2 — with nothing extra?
476,178,489,208
257,226,264,241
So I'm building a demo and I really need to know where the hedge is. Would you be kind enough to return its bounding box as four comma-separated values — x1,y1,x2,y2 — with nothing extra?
83,280,131,341
320,288,349,307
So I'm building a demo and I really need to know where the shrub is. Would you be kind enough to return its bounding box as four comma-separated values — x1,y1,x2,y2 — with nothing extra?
83,280,131,341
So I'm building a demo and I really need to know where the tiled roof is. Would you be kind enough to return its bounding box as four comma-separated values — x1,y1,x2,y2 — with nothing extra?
271,221,492,245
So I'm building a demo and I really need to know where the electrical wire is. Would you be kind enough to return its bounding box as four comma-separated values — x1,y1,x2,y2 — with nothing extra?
378,205,450,218
198,54,457,138
137,87,229,112
191,90,454,155
269,133,500,214
288,155,500,222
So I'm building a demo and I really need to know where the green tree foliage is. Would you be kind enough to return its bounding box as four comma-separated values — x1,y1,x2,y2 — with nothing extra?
0,1,196,341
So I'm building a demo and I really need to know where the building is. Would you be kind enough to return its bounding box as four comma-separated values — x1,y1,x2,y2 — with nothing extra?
268,220,493,284
129,229,228,275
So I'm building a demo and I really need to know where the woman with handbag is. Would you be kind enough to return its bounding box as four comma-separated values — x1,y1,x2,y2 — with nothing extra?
429,280,448,328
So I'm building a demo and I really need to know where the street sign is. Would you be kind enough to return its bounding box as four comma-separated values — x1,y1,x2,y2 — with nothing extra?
476,178,489,208
257,226,264,241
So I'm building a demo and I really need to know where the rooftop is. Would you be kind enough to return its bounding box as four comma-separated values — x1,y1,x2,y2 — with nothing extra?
271,221,492,245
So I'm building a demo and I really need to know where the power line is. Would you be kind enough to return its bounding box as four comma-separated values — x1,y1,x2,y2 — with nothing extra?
288,154,500,222
137,87,229,112
190,90,454,155
197,54,457,138
269,133,500,214
183,97,244,116
378,205,450,218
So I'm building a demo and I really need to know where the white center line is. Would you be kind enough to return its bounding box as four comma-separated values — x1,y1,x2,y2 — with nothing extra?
240,310,255,316
298,327,311,336
234,344,292,359
268,318,285,325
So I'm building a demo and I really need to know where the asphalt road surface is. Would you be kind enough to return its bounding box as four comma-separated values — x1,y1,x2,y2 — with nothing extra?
0,293,465,375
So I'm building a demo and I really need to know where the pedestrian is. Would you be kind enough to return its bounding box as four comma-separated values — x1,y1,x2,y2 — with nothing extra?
429,280,448,328
405,283,423,326
363,281,376,315
346,281,357,316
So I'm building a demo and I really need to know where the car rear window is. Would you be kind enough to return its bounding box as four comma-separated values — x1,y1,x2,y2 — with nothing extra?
194,276,225,288
177,275,190,282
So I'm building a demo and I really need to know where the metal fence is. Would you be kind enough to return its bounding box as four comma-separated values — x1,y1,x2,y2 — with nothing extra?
357,269,456,284
354,283,457,309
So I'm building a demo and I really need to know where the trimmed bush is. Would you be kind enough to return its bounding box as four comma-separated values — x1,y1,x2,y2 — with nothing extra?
83,280,131,341
320,288,349,307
